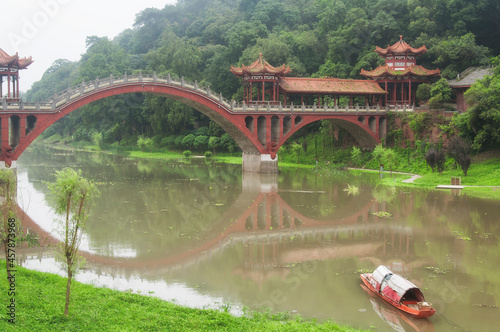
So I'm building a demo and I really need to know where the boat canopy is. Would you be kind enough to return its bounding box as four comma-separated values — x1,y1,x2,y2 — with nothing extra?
372,265,425,303
372,265,393,285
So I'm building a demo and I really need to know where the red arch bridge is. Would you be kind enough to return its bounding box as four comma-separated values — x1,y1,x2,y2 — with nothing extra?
0,73,414,172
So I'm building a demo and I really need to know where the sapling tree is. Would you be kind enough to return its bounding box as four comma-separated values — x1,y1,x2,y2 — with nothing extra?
0,169,17,280
448,137,472,176
47,168,99,316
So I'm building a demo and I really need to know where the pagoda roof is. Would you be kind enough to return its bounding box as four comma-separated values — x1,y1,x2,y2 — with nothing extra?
0,49,33,69
231,53,291,77
375,36,427,56
360,65,441,78
279,77,387,95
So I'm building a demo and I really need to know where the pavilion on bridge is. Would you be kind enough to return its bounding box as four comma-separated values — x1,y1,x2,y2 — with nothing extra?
231,36,441,107
0,49,33,102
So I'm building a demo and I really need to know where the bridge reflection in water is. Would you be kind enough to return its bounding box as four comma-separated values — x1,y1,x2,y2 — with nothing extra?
17,171,420,277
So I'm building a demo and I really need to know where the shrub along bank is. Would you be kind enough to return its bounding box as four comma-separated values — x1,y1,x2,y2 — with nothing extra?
0,261,363,331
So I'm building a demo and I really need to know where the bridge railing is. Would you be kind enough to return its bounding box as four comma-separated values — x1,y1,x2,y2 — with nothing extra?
2,72,416,114
2,72,233,112
231,102,415,113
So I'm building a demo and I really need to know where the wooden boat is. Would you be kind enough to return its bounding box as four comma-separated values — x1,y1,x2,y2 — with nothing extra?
360,265,436,318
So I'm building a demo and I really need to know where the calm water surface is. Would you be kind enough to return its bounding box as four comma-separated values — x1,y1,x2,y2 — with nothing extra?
15,147,500,331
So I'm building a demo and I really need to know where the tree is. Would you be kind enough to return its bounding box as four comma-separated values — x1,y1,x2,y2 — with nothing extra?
351,146,361,167
448,137,472,176
425,148,446,173
372,144,386,174
0,170,17,281
48,168,99,316
461,56,500,151
416,83,431,103
430,78,452,107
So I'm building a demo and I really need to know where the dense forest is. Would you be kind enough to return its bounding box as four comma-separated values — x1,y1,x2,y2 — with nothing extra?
26,0,500,153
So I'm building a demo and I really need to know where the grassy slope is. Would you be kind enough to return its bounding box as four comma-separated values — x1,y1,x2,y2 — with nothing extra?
0,261,363,332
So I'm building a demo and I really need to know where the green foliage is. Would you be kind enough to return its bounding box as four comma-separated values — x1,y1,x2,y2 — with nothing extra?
205,151,213,159
47,168,99,315
137,136,154,152
351,146,361,167
430,78,452,105
183,150,192,158
416,83,431,103
91,132,103,149
461,57,500,151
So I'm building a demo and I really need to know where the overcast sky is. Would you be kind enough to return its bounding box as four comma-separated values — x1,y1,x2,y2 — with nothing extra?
1,0,177,93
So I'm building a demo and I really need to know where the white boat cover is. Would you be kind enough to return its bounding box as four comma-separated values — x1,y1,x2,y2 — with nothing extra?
372,265,393,285
384,274,421,302
372,265,424,303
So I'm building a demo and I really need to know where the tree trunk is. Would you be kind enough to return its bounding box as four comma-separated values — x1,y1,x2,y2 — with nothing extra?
64,267,72,316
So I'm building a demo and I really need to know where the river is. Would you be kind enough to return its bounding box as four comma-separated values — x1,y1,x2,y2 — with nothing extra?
14,146,500,331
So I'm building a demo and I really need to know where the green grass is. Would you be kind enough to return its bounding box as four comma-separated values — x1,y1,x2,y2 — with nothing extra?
370,159,500,200
0,261,363,331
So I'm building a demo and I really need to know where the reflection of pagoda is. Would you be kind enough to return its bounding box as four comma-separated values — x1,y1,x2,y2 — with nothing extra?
0,49,34,102
360,36,440,106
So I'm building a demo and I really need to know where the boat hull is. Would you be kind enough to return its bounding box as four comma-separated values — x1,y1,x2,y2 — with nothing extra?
360,273,435,318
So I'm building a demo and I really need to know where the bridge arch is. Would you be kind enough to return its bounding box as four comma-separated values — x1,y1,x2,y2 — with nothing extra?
10,82,261,161
275,115,381,152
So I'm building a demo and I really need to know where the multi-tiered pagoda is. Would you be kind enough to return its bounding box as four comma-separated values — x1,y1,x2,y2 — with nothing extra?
230,53,292,105
0,49,34,102
360,36,440,106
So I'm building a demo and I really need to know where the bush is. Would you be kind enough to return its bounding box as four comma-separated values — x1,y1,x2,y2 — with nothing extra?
428,93,443,109
137,136,154,152
174,135,185,148
205,151,213,159
181,134,196,149
183,150,192,158
92,132,103,149
448,137,472,176
416,83,431,103
194,135,209,151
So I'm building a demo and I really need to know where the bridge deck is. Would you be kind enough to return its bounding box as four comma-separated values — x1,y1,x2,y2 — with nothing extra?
2,73,415,114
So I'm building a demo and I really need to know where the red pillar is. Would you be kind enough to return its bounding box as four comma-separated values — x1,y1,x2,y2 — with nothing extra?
7,73,11,99
409,81,412,105
16,75,20,99
1,116,9,148
266,115,272,152
400,82,404,103
249,82,253,103
384,81,388,105
262,81,265,102
20,116,26,141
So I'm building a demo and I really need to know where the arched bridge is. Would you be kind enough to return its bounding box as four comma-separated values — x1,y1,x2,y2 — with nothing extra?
1,73,414,171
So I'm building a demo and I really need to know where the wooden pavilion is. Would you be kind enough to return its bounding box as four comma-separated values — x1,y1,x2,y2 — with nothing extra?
0,49,33,102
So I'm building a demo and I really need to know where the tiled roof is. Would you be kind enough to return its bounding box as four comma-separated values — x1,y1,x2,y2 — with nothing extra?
448,67,494,88
360,65,440,78
0,48,33,69
231,53,291,77
375,36,427,56
279,77,387,95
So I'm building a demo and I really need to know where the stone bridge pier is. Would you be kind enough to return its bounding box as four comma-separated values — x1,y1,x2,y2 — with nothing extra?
242,153,278,173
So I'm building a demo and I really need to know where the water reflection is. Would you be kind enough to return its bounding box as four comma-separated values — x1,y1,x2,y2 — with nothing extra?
13,148,500,331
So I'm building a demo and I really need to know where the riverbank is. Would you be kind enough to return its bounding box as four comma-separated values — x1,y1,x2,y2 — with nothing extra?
0,261,363,331
38,142,500,200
